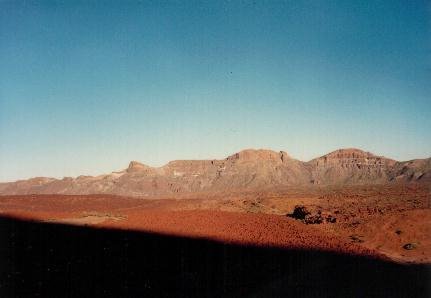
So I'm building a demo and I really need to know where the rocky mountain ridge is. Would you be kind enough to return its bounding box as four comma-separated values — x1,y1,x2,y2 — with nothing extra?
0,148,429,196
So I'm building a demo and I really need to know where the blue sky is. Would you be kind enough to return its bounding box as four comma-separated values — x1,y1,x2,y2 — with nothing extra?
1,1,430,181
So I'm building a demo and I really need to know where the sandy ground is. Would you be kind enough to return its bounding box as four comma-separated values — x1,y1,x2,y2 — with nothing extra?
0,185,430,264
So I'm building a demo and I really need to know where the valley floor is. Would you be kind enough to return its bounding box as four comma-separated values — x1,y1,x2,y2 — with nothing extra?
0,184,429,264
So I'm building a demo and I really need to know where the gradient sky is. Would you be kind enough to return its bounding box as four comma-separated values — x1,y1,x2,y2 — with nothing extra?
1,1,430,181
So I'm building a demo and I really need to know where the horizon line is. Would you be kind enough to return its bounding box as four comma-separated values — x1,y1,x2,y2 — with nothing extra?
2,146,430,183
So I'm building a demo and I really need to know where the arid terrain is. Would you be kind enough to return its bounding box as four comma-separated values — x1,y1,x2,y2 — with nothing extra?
1,183,430,264
1,148,430,197
1,148,430,296
1,148,430,263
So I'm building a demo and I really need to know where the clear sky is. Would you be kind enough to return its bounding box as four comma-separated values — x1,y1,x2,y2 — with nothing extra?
1,1,430,181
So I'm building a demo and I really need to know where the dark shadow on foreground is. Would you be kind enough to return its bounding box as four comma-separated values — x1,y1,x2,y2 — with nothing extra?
0,216,429,297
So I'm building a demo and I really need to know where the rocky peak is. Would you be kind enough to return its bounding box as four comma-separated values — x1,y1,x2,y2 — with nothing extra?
127,161,149,172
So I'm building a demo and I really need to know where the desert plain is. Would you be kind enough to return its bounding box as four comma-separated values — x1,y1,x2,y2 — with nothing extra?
1,148,430,296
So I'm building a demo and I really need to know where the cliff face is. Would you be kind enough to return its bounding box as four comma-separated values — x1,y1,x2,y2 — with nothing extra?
0,148,429,196
307,149,397,185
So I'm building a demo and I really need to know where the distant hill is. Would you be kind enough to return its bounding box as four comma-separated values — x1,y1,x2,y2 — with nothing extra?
0,148,429,196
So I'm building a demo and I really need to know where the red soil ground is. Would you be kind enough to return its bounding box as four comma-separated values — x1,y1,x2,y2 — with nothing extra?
0,186,429,264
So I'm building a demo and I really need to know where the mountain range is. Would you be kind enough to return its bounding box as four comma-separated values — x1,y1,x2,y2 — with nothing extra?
1,148,430,196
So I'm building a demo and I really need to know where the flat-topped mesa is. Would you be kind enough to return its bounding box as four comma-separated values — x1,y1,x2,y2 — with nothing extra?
226,149,290,162
307,148,400,185
311,148,396,167
323,148,377,160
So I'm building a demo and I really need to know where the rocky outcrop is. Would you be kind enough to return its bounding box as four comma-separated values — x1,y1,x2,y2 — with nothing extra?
288,205,337,224
390,158,431,183
307,148,397,185
0,148,429,196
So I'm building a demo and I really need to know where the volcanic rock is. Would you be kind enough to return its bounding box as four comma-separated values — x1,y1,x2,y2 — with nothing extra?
0,148,429,196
